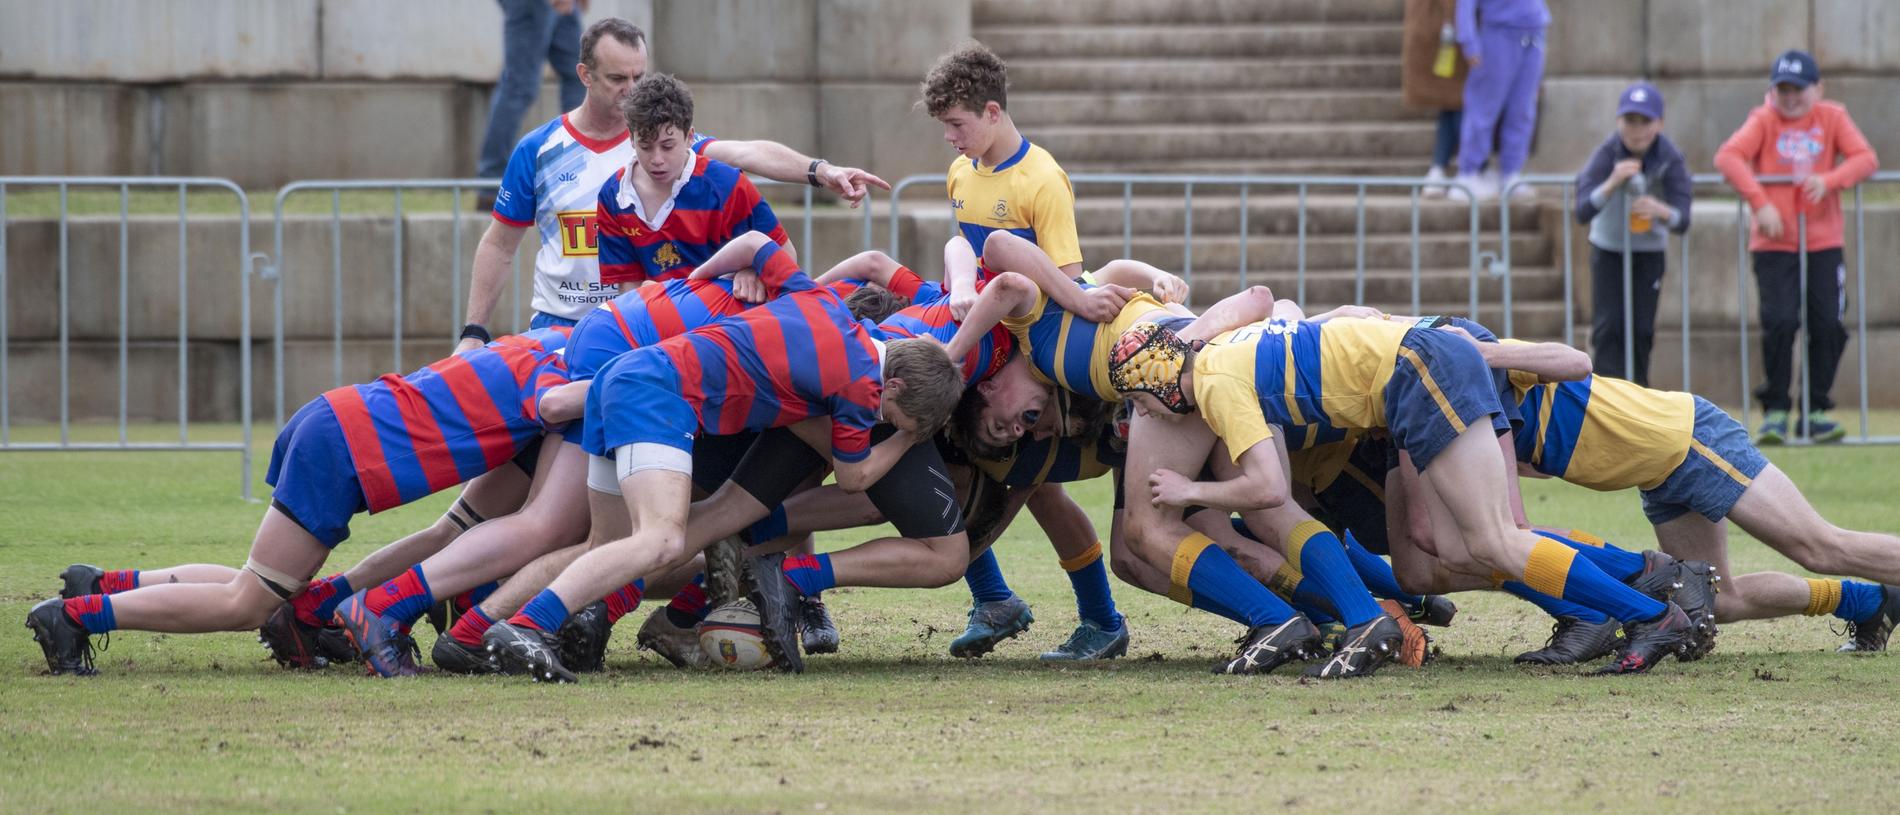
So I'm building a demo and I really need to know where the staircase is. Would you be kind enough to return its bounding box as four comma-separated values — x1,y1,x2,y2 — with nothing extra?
974,0,1566,338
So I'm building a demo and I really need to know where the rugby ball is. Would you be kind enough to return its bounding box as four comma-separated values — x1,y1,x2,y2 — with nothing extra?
697,599,776,670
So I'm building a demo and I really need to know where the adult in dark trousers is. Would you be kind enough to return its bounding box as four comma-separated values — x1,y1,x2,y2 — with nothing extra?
1715,50,1879,444
1402,0,1468,198
1573,82,1692,387
477,0,587,189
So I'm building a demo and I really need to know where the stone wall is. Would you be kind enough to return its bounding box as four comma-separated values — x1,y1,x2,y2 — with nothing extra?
1532,0,1900,175
0,0,964,188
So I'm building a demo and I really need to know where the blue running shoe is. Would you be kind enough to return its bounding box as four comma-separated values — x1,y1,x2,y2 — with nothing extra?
1757,411,1788,445
1800,411,1846,444
331,592,418,678
1039,617,1129,661
949,594,1033,658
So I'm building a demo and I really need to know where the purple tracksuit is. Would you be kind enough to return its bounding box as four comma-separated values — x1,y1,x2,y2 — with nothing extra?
1455,0,1551,177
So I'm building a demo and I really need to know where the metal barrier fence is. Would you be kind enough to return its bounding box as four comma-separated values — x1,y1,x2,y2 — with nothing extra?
0,176,259,499
1502,171,1899,444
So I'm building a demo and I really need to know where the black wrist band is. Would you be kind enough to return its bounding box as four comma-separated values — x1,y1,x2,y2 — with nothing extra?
460,323,492,344
807,159,825,188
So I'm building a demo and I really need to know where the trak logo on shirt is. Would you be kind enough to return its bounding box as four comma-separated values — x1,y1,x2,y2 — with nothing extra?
558,210,600,258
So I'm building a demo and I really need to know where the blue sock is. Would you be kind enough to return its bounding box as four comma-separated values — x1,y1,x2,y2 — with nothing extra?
1524,538,1666,623
512,588,572,633
1175,533,1296,628
1500,581,1610,624
748,505,789,544
1835,580,1886,623
1342,530,1423,609
1059,543,1122,631
370,566,436,627
1535,529,1646,582
964,548,1014,604
1287,521,1384,627
781,553,836,597
466,580,498,607
64,595,117,634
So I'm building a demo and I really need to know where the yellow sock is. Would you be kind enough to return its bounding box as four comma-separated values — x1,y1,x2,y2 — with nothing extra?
1058,541,1103,572
1521,539,1579,599
1267,562,1304,599
1804,578,1843,616
1564,528,1607,548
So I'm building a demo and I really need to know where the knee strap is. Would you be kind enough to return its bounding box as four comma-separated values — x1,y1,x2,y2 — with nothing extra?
244,558,304,601
445,498,488,533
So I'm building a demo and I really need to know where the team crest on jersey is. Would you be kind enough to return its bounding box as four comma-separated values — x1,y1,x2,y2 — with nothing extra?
557,210,599,258
992,199,1009,220
653,242,683,270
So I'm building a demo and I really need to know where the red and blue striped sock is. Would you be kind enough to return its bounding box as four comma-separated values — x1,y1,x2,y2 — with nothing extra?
748,505,790,545
364,566,434,627
291,573,351,627
510,589,571,633
448,606,496,648
63,594,116,634
662,576,707,627
781,553,835,597
99,569,140,594
604,579,647,624
452,581,500,615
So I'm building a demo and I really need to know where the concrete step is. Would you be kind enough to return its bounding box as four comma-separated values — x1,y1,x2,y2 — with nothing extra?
1013,89,1416,127
1182,267,1565,309
1060,156,1430,178
1069,194,1543,236
1078,232,1552,272
1034,120,1436,163
976,23,1403,60
975,0,1403,26
1008,57,1401,92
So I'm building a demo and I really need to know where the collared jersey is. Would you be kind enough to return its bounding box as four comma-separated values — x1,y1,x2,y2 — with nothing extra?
947,139,1083,269
1001,283,1168,402
1193,318,1411,462
323,327,571,513
494,122,719,321
1507,368,1695,491
651,242,884,462
595,153,788,287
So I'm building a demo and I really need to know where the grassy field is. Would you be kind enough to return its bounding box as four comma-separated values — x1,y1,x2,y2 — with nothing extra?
2,429,1897,813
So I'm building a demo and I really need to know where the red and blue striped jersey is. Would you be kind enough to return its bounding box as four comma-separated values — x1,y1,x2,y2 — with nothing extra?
565,247,815,381
876,277,1014,388
323,328,571,513
595,154,789,287
655,242,884,463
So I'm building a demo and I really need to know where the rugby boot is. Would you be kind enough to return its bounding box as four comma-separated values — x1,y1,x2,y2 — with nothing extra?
258,603,328,670
483,620,577,683
331,593,420,678
1215,616,1322,676
799,595,841,655
424,598,452,635
557,601,613,673
1302,614,1404,679
1594,602,1692,675
24,598,98,676
59,564,105,599
316,626,359,665
1039,617,1130,661
1409,595,1458,627
1380,600,1434,668
948,594,1034,658
1629,550,1719,660
430,633,501,675
1839,584,1900,653
636,606,712,668
747,552,806,674
1513,616,1624,665
704,535,750,607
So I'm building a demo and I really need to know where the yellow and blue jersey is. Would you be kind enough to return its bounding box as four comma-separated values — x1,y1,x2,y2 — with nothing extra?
1001,283,1167,403
1281,424,1365,493
1507,369,1695,491
970,431,1123,489
947,139,1083,269
1192,318,1411,462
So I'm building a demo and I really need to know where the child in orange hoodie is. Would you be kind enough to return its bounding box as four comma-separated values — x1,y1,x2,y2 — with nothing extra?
1715,49,1879,445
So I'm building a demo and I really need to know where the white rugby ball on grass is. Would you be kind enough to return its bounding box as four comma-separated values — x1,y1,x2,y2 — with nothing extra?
697,599,777,671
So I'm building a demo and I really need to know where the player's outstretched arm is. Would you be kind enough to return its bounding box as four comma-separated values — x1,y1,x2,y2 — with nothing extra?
687,231,785,301
943,271,1039,361
700,139,891,207
1090,259,1188,305
982,231,1131,323
816,250,906,289
536,380,590,425
1177,285,1275,343
1462,333,1593,382
945,236,981,320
